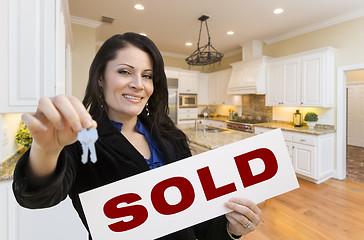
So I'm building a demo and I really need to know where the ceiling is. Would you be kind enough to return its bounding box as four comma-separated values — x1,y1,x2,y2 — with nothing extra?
69,0,364,57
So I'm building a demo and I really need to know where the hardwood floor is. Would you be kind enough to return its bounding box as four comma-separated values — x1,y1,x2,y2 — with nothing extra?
244,178,364,240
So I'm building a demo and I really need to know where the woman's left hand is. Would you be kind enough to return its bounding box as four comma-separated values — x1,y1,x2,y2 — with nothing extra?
224,198,262,236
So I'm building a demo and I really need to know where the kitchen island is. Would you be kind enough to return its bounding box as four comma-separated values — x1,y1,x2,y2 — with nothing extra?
182,127,254,151
0,146,28,181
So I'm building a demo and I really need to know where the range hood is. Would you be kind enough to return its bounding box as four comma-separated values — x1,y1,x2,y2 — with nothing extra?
228,40,270,95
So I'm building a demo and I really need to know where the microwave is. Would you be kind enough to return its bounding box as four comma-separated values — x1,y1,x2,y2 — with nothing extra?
179,94,197,108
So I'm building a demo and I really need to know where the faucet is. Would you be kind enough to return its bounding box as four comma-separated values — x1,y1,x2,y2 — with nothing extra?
195,119,200,131
195,117,207,135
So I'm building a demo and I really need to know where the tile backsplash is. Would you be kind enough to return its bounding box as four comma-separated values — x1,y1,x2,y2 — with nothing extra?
241,94,272,121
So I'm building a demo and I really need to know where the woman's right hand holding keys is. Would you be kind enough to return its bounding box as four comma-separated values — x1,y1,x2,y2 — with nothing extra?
21,95,97,177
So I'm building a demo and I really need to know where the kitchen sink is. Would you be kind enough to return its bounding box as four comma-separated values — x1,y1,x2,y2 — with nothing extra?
198,127,226,133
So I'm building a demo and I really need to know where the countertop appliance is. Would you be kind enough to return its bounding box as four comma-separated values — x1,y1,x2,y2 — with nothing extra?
227,118,267,133
179,93,197,108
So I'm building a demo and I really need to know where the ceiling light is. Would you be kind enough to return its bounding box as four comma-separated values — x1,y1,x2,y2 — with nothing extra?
186,42,192,46
227,31,234,35
134,4,144,10
185,15,223,66
273,8,284,14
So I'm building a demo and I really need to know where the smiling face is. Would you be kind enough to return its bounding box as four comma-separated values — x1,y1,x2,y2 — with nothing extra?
99,45,154,122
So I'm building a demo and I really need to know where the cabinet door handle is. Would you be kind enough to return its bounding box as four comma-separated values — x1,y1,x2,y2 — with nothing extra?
300,139,306,142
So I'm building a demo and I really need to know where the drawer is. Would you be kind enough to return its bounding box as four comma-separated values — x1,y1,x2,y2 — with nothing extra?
179,108,198,115
292,133,316,146
179,112,197,119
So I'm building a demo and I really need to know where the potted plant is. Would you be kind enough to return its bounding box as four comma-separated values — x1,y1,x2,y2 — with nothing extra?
233,112,239,120
304,112,318,129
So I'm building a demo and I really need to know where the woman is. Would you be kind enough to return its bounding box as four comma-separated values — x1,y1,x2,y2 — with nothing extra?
12,33,261,239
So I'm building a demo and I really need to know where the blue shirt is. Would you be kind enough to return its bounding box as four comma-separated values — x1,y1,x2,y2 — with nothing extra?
110,119,165,169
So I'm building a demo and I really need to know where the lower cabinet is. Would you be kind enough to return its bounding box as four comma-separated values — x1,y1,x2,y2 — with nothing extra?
178,108,198,124
254,127,334,183
0,180,88,240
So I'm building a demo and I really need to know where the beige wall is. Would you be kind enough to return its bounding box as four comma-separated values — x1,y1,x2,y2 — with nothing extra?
263,17,364,67
346,70,364,83
71,24,97,101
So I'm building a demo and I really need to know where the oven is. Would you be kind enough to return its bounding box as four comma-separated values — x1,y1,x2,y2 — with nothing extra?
179,93,197,108
227,119,266,133
227,121,254,133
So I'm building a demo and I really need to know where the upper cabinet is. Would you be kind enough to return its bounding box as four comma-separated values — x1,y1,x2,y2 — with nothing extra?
266,57,301,106
209,69,242,106
0,0,71,113
164,67,241,106
178,71,199,94
266,47,336,107
197,73,209,105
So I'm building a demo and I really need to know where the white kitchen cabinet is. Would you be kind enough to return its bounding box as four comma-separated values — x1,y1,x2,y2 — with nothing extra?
266,47,336,107
178,108,198,125
208,69,241,106
266,58,301,106
301,50,335,107
0,0,72,113
179,108,198,120
265,62,281,105
254,126,334,183
178,71,198,93
208,72,218,105
0,180,88,240
197,73,209,105
293,142,315,178
165,68,180,79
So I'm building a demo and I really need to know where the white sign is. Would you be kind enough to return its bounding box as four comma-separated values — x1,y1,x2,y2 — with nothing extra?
80,129,299,240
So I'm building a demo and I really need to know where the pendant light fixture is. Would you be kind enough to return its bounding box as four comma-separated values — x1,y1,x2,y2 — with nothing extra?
185,15,223,66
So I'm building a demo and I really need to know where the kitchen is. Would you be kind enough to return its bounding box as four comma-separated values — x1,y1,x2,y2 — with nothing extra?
1,0,364,239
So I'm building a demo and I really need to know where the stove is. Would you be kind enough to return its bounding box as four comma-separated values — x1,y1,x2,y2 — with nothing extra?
227,119,266,133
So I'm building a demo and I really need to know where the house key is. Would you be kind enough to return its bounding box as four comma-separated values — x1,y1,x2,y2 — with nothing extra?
77,128,98,164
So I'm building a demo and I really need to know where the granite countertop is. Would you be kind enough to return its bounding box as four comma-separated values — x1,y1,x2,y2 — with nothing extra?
0,146,28,182
255,121,336,135
183,127,254,150
197,115,231,122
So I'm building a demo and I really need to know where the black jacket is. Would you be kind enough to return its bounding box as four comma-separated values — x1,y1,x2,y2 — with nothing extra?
12,115,231,240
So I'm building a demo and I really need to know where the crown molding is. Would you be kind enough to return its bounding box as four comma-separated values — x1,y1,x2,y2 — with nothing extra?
71,16,102,28
264,8,364,45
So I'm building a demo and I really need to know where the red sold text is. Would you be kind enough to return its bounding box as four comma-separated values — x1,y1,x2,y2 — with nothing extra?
103,148,278,232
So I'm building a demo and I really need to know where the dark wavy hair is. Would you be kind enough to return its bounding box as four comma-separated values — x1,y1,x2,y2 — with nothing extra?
83,33,189,160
